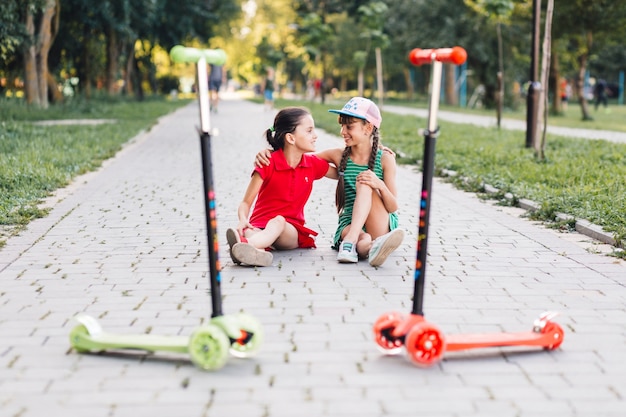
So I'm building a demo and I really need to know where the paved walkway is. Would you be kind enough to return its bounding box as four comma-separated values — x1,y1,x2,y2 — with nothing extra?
1,97,625,417
384,104,626,144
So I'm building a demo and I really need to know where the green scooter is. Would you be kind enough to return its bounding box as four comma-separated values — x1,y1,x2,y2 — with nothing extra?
69,46,263,371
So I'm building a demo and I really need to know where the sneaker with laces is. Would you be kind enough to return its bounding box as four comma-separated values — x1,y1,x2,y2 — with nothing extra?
231,242,273,267
337,241,358,263
226,228,241,264
368,229,405,267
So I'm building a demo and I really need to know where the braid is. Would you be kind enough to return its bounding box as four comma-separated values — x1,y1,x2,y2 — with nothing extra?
368,127,380,170
335,146,351,213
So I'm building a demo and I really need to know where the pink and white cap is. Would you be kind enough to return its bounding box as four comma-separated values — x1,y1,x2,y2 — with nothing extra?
329,97,382,128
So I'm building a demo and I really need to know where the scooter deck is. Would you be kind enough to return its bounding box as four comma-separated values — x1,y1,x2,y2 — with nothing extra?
70,315,189,354
445,311,563,352
445,329,560,351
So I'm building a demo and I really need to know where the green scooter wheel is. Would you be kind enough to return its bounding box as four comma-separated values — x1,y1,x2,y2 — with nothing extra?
228,313,264,358
69,324,91,353
188,324,230,370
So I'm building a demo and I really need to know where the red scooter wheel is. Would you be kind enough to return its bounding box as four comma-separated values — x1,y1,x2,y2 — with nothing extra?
373,311,406,355
541,321,565,350
405,322,446,366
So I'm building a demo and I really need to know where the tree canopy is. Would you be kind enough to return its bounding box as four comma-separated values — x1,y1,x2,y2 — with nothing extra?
1,0,625,113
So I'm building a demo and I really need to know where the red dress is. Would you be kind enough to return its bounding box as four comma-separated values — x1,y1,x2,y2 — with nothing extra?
249,149,329,248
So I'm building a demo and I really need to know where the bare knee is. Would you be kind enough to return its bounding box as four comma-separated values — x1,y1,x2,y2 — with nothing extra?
267,215,287,230
355,181,373,197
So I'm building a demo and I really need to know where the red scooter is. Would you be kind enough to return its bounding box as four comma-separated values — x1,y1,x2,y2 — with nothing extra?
372,47,564,366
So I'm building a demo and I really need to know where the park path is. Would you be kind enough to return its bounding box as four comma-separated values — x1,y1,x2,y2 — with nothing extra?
0,97,625,417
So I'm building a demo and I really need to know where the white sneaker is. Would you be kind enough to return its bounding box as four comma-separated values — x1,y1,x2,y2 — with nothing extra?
337,241,358,263
231,243,273,267
368,229,405,267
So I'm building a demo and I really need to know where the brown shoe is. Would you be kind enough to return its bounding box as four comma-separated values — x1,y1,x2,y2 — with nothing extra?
231,243,273,267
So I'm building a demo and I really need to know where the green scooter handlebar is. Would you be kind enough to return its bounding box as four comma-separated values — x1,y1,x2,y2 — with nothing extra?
169,45,227,65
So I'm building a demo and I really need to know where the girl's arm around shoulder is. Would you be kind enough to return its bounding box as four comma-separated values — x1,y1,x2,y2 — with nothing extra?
325,165,338,179
315,147,343,167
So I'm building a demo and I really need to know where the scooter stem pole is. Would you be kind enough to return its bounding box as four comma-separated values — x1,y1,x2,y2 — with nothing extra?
196,58,223,317
196,58,211,134
412,60,443,316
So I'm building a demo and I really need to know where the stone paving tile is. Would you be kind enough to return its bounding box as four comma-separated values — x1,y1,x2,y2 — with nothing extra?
1,97,625,417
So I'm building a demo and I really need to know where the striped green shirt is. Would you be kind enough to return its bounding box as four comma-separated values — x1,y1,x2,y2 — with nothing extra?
333,149,399,247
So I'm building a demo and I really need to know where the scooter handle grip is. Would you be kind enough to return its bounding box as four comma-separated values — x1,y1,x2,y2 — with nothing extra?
169,45,227,65
408,46,467,66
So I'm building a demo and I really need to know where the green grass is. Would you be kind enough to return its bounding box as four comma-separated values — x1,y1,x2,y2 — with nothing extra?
273,97,626,250
0,95,191,246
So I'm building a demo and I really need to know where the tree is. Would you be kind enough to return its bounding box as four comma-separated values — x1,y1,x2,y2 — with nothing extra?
354,1,389,104
384,0,481,105
536,0,554,160
22,0,60,108
464,0,514,127
552,0,626,121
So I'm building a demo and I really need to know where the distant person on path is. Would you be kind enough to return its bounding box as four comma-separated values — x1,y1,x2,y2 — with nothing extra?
255,97,404,267
594,78,608,110
227,107,336,267
208,63,223,113
559,78,572,111
263,67,275,111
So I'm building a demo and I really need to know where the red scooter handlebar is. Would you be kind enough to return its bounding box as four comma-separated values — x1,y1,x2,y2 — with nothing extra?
408,46,467,66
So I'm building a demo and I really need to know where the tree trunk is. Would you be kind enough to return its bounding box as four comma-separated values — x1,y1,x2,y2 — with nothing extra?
404,68,414,101
23,10,39,106
550,50,561,114
357,67,364,97
133,54,144,101
496,22,504,128
105,25,120,94
535,0,554,160
577,54,592,120
36,0,58,109
444,63,457,105
123,41,136,96
375,47,383,107
577,31,594,121
46,72,63,103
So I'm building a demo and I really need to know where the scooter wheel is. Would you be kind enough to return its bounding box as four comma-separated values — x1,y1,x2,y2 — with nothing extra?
228,313,264,358
69,324,91,353
188,324,230,370
405,322,446,366
542,321,565,350
373,311,406,355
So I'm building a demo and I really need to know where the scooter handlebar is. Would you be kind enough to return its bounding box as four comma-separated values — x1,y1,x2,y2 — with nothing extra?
169,45,227,65
408,46,467,66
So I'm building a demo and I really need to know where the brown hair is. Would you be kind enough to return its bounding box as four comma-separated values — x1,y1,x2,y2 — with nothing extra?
265,107,310,150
